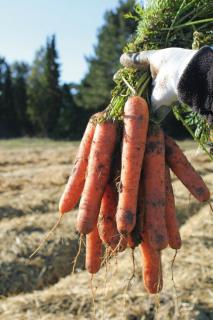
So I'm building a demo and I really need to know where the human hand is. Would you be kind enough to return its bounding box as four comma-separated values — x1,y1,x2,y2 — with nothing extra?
120,46,213,124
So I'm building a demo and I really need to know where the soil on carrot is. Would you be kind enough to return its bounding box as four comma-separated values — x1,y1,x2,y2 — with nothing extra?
0,139,212,320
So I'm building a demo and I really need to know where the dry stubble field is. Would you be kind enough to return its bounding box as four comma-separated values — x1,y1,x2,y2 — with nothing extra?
0,138,212,320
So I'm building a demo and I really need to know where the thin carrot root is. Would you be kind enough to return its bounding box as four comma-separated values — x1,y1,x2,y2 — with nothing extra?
71,234,84,275
113,234,128,253
29,214,63,259
153,254,163,315
154,293,161,315
208,200,213,216
171,250,178,290
100,245,112,269
100,235,127,269
157,252,163,293
122,249,136,318
171,250,180,317
102,247,112,320
128,249,136,286
89,274,97,319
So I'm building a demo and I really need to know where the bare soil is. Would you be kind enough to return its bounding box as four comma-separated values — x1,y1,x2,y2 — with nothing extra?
0,139,212,320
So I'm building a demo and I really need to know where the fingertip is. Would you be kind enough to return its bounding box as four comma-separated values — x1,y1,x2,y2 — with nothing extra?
120,52,142,67
120,52,151,69
120,53,131,67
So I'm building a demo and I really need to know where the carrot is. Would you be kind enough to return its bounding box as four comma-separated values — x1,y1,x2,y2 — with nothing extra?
59,115,97,214
165,135,210,202
128,179,145,249
140,233,163,294
142,125,168,250
110,148,122,190
128,227,142,249
116,96,149,235
98,184,127,251
77,120,117,234
165,166,182,249
86,225,102,274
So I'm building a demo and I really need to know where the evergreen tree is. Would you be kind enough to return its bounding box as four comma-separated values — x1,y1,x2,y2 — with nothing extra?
76,0,136,111
27,35,62,137
55,84,92,139
45,35,62,136
12,62,30,135
0,59,19,137
27,47,48,135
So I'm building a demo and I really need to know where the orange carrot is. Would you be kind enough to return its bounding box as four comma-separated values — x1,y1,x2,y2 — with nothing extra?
140,233,163,294
59,115,97,214
110,148,122,189
165,166,182,249
128,179,145,249
128,227,142,249
165,135,210,202
86,225,102,274
77,120,117,234
142,125,168,250
98,184,127,251
116,96,149,235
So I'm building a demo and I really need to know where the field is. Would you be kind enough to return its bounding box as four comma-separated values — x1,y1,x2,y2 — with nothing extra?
0,138,212,320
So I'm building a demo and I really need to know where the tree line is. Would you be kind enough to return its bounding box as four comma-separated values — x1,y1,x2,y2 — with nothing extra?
0,0,186,140
0,35,92,139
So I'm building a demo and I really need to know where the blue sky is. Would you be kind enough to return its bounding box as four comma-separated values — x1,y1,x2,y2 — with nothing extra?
0,1,122,83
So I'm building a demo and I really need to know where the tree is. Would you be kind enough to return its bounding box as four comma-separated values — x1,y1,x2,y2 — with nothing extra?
45,35,62,136
27,35,62,137
55,84,92,139
12,62,30,135
27,47,48,135
75,0,136,111
0,58,19,137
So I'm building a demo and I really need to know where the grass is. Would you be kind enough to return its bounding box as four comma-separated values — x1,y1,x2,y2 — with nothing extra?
176,139,197,151
0,137,79,149
0,137,197,152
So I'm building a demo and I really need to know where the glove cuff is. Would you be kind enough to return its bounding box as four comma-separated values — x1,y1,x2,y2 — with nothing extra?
177,46,213,124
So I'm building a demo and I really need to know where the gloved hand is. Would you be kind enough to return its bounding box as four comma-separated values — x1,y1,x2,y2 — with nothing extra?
120,46,213,124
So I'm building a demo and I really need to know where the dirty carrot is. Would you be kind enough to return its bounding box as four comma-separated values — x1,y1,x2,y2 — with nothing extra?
128,226,141,249
165,166,182,249
116,96,149,235
128,178,145,249
165,135,210,202
140,232,163,294
99,183,126,251
77,120,117,234
86,225,102,274
59,114,97,214
142,125,168,250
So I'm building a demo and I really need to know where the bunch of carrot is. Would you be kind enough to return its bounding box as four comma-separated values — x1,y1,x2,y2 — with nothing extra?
59,96,210,294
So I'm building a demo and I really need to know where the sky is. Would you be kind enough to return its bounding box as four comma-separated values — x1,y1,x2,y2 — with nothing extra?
0,0,121,84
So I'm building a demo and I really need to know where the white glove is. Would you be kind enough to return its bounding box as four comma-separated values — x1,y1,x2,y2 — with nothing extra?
120,46,213,124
